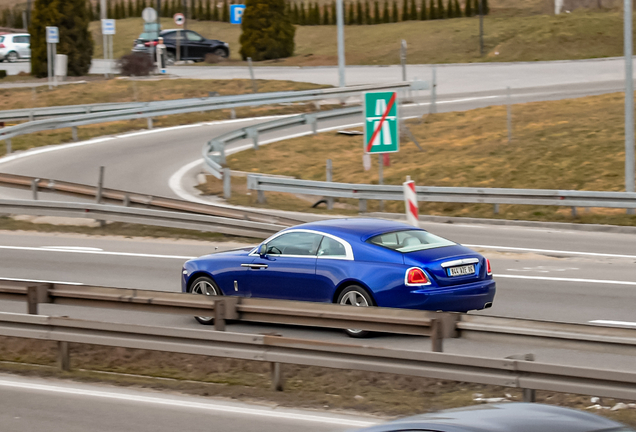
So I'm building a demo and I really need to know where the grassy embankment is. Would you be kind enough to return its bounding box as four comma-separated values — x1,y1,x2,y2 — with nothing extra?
91,9,636,66
0,78,326,157
200,92,636,226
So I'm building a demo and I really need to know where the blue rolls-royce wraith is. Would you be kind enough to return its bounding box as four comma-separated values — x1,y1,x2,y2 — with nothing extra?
182,218,495,336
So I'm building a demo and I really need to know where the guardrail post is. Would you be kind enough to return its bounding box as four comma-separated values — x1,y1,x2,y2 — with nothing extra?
147,118,153,129
247,128,259,149
359,199,367,213
223,168,232,200
258,189,266,204
71,126,78,142
230,109,236,119
29,109,34,121
326,159,334,210
305,114,317,135
214,299,226,331
247,57,258,93
493,204,499,214
123,194,130,207
571,206,577,217
58,341,70,371
430,318,443,352
26,284,50,315
506,353,536,402
5,139,11,154
31,179,39,200
96,166,105,204
430,66,437,114
271,362,284,391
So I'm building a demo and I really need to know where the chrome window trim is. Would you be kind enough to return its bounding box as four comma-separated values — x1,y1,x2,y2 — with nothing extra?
440,258,479,268
249,229,354,261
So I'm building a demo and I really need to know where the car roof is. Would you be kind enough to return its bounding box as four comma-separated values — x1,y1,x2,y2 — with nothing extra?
361,403,628,432
291,218,423,241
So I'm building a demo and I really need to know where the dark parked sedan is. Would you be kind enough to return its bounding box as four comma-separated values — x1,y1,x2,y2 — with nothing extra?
132,29,229,64
354,403,634,432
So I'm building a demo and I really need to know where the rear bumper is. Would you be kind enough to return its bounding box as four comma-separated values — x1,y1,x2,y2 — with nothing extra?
394,280,496,312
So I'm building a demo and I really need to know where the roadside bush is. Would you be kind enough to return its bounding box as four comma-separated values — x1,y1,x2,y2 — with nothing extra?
117,53,154,76
239,0,295,61
0,70,6,79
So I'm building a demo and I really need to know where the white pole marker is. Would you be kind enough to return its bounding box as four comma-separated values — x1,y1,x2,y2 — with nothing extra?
403,175,419,226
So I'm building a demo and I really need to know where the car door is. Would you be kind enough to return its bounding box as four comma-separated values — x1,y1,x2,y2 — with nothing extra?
242,231,323,301
14,36,28,58
184,31,207,60
21,35,31,58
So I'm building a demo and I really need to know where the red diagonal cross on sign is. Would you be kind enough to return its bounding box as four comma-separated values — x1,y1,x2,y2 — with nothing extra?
365,92,397,153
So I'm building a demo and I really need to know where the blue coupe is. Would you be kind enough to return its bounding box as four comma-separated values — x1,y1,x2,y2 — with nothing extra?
182,218,495,336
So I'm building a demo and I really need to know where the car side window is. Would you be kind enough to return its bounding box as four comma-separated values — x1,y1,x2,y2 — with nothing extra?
162,32,176,41
185,31,203,41
14,36,25,43
317,236,347,258
266,232,323,256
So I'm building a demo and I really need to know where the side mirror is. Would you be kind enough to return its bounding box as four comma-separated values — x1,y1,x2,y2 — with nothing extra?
258,243,267,257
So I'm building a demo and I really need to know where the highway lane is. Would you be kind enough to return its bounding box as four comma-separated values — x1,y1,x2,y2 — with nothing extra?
0,229,634,326
0,374,378,432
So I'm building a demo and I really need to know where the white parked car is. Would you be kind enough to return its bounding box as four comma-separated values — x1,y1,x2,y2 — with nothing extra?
0,33,31,62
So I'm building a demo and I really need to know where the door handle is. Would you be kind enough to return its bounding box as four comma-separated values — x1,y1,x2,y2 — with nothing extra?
241,264,268,269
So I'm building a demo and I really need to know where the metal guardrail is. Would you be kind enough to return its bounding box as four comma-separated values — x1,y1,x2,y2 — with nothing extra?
0,81,424,152
246,175,636,212
1,281,635,355
0,101,148,122
1,311,635,399
0,172,302,228
0,199,284,238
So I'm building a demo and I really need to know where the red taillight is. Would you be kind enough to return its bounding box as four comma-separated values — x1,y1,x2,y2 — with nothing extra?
407,268,429,285
144,41,158,47
0,44,5,48
486,259,492,275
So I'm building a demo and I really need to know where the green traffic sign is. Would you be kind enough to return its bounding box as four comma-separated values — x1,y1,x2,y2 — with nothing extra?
364,91,399,154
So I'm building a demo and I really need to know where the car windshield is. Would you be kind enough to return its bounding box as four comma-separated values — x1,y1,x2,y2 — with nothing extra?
367,229,456,252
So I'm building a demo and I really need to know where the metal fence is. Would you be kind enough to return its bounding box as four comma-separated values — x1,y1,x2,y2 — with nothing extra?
0,280,635,398
245,175,636,213
0,81,424,153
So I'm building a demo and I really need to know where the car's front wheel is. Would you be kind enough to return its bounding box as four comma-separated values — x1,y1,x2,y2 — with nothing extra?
189,275,221,325
212,47,229,58
337,285,374,338
6,51,18,63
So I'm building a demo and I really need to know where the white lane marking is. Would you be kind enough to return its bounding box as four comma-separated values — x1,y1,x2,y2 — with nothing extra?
589,320,636,328
40,246,104,252
496,274,636,286
465,244,636,260
0,277,83,285
505,266,579,273
0,379,377,427
0,245,194,260
0,116,290,168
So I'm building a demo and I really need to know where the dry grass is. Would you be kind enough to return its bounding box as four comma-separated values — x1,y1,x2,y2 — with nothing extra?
1,336,635,423
92,9,636,66
216,92,636,226
0,78,327,157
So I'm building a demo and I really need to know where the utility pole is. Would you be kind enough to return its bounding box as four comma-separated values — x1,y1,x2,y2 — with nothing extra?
625,0,635,213
478,0,484,56
336,0,346,87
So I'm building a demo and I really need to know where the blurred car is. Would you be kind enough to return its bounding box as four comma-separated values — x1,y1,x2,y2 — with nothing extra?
132,29,229,64
354,403,634,432
182,218,496,336
0,33,30,62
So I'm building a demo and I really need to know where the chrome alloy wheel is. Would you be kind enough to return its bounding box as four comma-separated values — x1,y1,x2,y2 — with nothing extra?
339,289,371,336
191,278,219,324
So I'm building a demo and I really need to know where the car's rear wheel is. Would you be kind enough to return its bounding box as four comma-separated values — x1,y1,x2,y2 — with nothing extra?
337,285,374,338
165,50,176,65
189,275,221,325
6,51,18,63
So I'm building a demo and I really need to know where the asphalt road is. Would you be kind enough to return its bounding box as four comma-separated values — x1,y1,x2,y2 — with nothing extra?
0,374,378,432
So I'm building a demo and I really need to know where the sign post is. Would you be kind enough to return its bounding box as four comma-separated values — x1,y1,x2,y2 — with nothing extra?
101,19,115,77
142,7,160,65
230,5,246,24
173,13,185,62
45,26,58,89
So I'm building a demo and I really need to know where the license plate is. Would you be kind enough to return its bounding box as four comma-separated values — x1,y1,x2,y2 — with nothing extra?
448,265,475,277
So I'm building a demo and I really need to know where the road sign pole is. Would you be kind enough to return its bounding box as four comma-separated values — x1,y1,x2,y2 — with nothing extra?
336,0,346,88
52,42,57,87
478,0,484,56
625,0,636,214
177,29,181,62
101,0,107,78
378,154,384,212
46,42,51,89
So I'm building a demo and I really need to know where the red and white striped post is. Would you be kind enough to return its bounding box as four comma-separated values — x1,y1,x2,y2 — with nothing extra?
403,176,419,226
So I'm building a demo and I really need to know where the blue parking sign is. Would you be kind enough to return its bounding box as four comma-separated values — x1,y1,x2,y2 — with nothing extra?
230,5,246,24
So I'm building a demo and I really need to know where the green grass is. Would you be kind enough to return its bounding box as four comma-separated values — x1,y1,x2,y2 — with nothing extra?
215,92,636,226
91,10,636,66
